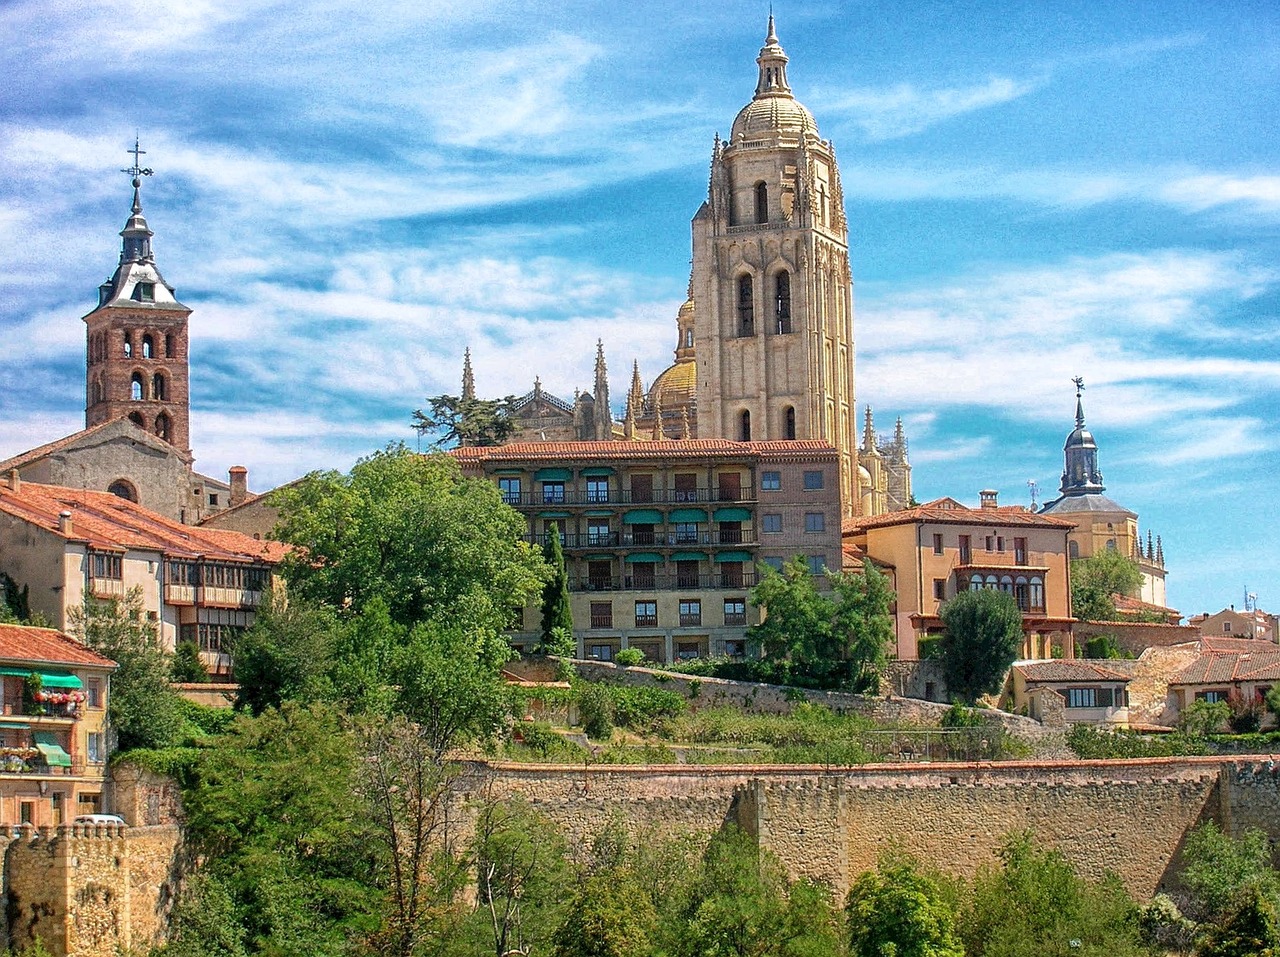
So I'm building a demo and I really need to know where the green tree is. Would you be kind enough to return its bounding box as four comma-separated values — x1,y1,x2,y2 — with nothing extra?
937,589,1023,704
0,571,31,623
540,522,574,652
1178,699,1230,739
1179,822,1277,922
960,832,1148,957
163,872,249,957
1071,552,1143,623
181,704,382,957
70,588,183,752
231,589,339,715
272,446,547,655
846,853,963,957
669,827,845,957
411,393,516,448
1196,883,1280,957
170,640,209,683
748,557,893,691
552,874,657,957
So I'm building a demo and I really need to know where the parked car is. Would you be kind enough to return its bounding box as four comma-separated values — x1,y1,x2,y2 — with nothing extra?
73,813,126,826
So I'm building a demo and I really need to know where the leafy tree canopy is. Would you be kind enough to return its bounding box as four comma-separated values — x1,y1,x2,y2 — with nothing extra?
937,589,1023,704
1071,551,1144,623
1179,822,1277,922
748,558,894,691
70,588,183,752
231,589,339,715
411,393,516,448
271,445,547,660
846,852,964,957
540,522,574,651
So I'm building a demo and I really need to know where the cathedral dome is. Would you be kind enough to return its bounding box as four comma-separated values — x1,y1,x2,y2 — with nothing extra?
731,96,817,140
647,359,696,410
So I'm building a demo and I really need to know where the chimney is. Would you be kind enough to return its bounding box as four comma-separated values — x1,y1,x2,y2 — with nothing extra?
58,510,73,536
979,489,999,509
228,466,248,507
6,470,18,492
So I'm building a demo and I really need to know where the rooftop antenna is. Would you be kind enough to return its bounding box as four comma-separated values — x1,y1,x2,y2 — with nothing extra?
1027,479,1038,510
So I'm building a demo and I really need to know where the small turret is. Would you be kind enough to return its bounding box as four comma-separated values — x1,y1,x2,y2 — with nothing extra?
461,348,476,401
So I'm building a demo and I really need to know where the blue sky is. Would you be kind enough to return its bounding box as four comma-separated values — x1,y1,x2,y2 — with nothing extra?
1,0,1277,618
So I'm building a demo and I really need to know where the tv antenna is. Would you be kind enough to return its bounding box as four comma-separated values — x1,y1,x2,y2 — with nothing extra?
1027,479,1038,510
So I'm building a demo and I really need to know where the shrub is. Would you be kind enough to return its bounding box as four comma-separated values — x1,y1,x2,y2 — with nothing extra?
609,685,685,730
1082,634,1132,660
916,634,942,660
578,683,615,741
1227,689,1265,734
614,647,645,667
510,722,590,762
940,703,985,729
1180,699,1231,737
171,640,209,682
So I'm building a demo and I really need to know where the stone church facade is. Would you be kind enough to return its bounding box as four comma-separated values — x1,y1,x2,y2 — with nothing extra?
463,18,911,517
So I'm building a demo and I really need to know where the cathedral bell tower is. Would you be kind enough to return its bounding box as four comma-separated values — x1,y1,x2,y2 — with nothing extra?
84,142,192,459
691,16,859,513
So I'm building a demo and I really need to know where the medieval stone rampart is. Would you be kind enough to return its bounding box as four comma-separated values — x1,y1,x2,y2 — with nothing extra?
479,756,1280,899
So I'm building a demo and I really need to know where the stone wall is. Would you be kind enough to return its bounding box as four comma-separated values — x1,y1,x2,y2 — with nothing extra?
481,757,1280,900
570,659,1065,752
1075,621,1201,656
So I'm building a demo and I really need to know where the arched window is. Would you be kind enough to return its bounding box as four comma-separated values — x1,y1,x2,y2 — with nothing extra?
969,577,982,592
107,480,137,502
123,332,133,358
142,334,154,359
774,270,791,334
155,413,171,441
754,181,768,224
165,333,175,358
1030,577,1044,611
737,274,754,336
1000,575,1014,594
152,372,166,400
127,412,145,428
739,410,752,442
784,406,796,440
130,372,144,401
92,377,104,404
685,329,693,348
1106,539,1116,551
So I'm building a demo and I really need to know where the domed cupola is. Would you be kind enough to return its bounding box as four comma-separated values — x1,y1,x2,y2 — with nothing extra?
730,15,818,140
1060,377,1105,495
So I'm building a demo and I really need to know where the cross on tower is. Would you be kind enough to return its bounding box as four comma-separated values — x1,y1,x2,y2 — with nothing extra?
121,136,154,181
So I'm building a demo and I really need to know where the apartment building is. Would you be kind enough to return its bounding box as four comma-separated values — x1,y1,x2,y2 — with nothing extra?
843,491,1077,660
453,439,843,663
0,474,285,676
0,624,116,826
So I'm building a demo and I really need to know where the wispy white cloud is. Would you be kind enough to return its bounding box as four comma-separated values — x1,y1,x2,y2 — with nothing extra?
818,76,1043,141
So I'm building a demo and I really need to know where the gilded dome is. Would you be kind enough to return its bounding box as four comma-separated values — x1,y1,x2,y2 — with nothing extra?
647,359,696,410
731,96,817,140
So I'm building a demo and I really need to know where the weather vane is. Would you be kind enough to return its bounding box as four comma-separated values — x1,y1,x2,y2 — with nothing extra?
121,135,153,181
1072,375,1085,396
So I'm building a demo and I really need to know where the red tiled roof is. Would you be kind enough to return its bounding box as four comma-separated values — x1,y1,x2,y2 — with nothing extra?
451,439,838,464
1201,637,1280,654
844,498,1077,533
1015,660,1132,683
0,418,154,473
0,624,116,669
1114,594,1181,618
0,482,288,564
1171,649,1280,685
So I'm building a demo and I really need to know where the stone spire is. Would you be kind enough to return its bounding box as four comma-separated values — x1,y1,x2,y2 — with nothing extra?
893,417,907,451
754,13,792,98
628,359,644,413
593,339,612,439
1146,529,1155,561
1156,535,1164,566
1059,377,1105,496
861,406,878,453
651,388,664,440
624,398,637,440
461,348,475,400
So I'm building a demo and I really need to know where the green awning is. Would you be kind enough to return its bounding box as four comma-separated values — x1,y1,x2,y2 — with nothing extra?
0,722,27,730
584,510,614,517
33,732,71,768
713,507,752,522
583,554,615,562
717,551,754,563
534,468,573,481
669,508,708,523
493,468,525,475
581,467,615,477
625,553,663,563
536,511,571,519
671,551,707,562
0,668,82,689
623,509,663,524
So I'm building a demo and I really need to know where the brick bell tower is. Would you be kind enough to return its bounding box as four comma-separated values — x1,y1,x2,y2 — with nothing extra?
84,140,192,459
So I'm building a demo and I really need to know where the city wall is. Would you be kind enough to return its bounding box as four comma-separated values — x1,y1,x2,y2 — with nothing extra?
479,757,1280,900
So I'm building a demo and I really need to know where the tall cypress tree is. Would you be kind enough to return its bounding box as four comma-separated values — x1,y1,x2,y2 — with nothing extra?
539,523,574,654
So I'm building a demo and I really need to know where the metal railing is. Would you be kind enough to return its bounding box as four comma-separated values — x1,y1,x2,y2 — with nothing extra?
503,486,756,507
525,529,757,549
569,572,758,593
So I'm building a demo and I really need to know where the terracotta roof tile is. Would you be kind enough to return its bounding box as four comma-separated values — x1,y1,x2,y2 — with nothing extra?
1202,637,1280,654
1015,660,1132,683
1114,594,1182,618
0,482,287,564
0,624,116,669
844,499,1077,533
1170,650,1280,686
451,439,837,464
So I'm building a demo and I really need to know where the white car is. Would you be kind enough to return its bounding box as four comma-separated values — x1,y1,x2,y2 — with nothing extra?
73,814,126,826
